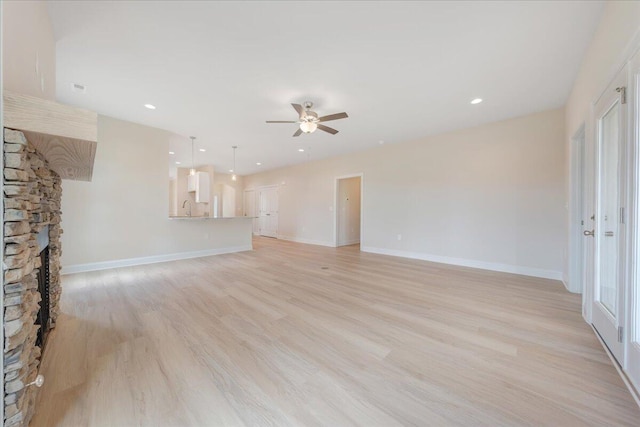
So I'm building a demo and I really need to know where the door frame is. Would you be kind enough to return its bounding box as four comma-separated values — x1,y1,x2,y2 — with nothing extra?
626,47,640,394
583,33,640,401
333,173,364,248
591,68,628,364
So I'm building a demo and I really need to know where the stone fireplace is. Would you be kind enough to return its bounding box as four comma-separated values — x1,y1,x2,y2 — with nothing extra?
3,128,63,427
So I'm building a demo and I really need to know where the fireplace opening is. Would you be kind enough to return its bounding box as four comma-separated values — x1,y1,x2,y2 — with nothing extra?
35,224,52,350
35,247,51,349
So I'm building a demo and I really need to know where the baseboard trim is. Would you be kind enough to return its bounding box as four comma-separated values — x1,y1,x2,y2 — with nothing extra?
277,235,335,248
62,245,253,275
360,246,562,280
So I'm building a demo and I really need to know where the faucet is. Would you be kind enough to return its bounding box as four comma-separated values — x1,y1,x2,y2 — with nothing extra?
182,200,192,217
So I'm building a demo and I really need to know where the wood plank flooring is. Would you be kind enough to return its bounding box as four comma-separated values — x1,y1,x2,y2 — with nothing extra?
31,237,640,426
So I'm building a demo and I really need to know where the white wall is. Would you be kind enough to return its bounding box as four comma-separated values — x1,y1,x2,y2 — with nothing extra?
245,108,565,279
564,1,640,288
2,0,55,100
61,116,252,270
337,176,361,246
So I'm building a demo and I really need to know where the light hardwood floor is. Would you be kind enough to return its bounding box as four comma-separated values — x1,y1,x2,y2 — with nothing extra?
31,237,639,426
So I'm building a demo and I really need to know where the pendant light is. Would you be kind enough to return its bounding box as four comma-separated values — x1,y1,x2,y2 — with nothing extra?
189,136,196,176
231,146,237,181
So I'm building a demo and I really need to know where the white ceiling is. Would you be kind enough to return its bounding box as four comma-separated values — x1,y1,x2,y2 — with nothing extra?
47,1,603,177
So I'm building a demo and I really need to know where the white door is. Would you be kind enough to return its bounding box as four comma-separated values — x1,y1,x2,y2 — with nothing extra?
243,190,259,234
627,50,640,391
259,187,278,238
591,67,628,363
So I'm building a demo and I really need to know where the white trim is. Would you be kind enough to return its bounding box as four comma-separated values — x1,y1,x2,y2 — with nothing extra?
568,124,586,294
626,44,640,394
277,234,335,248
62,245,253,275
361,246,562,280
334,173,364,248
591,324,640,409
256,184,280,190
593,27,640,106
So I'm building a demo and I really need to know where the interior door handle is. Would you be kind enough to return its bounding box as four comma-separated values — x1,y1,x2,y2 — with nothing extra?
583,230,594,236
605,231,614,237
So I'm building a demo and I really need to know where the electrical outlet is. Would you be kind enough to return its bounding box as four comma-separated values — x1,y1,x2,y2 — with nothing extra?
397,234,402,241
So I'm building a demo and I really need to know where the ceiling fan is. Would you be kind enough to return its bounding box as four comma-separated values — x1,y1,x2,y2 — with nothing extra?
266,102,348,137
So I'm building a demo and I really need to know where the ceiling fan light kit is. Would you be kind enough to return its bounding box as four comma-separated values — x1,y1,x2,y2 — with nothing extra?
300,121,318,134
266,101,348,137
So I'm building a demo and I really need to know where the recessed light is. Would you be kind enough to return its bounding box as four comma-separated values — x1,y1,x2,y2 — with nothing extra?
199,148,206,152
144,104,156,110
256,162,262,166
298,148,305,152
229,169,234,173
470,98,483,105
175,161,181,165
379,140,385,145
169,151,175,155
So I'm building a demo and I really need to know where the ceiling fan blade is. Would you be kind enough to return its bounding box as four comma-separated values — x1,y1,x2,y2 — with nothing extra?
318,112,348,122
292,103,305,118
317,124,339,135
266,120,297,123
293,128,303,137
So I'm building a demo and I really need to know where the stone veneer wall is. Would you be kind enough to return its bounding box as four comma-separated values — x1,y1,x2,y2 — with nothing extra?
3,129,63,427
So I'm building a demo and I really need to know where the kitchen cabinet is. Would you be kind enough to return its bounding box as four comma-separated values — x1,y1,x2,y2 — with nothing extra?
187,172,210,203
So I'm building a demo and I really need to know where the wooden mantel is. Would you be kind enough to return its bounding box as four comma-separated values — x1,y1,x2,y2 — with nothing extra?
3,91,98,181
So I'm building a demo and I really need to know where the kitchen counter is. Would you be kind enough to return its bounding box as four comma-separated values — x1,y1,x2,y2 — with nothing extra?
168,216,256,220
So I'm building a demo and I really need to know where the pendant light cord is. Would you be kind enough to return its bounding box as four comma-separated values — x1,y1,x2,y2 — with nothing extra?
231,146,238,181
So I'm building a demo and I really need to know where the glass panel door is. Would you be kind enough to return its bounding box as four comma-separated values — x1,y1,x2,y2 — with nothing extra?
591,67,627,364
627,49,640,392
597,103,620,316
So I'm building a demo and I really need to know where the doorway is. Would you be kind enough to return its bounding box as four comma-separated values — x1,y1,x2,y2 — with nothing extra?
258,186,278,238
335,174,363,247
